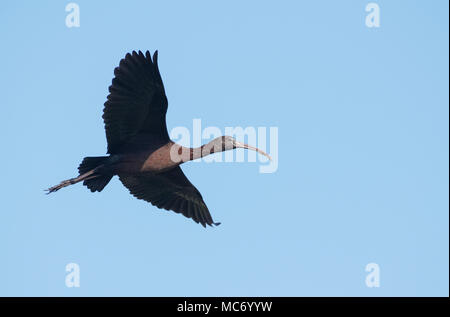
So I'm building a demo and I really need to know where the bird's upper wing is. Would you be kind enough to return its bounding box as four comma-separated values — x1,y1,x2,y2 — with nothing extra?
118,167,220,227
103,50,169,154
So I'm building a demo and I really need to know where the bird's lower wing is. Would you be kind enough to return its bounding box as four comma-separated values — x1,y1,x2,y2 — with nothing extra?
118,167,219,227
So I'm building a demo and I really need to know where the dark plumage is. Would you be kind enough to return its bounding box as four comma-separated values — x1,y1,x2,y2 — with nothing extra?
47,50,271,227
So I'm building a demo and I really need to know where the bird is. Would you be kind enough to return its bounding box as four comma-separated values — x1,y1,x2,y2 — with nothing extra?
47,50,271,227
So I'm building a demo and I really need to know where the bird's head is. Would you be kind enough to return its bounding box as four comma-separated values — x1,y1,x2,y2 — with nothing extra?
218,136,272,160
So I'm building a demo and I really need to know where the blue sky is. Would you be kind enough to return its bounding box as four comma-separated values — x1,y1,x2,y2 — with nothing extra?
0,1,448,296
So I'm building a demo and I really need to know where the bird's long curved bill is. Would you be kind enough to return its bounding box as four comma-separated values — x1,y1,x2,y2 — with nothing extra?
234,141,272,161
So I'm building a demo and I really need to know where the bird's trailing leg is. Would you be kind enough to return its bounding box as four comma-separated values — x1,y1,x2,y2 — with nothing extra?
46,170,98,194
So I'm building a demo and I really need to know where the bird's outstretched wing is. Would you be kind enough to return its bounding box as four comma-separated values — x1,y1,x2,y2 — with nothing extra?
118,167,220,227
103,50,169,154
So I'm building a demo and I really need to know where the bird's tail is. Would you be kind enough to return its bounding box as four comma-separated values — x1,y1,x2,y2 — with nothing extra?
78,156,113,192
46,156,112,194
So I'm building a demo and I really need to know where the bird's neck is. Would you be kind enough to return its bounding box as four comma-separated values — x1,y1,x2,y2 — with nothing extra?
172,140,224,163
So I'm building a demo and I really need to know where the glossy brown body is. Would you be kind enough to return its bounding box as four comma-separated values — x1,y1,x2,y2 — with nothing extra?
109,142,191,174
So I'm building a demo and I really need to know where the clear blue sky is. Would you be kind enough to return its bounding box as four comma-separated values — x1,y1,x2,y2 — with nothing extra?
0,1,448,296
